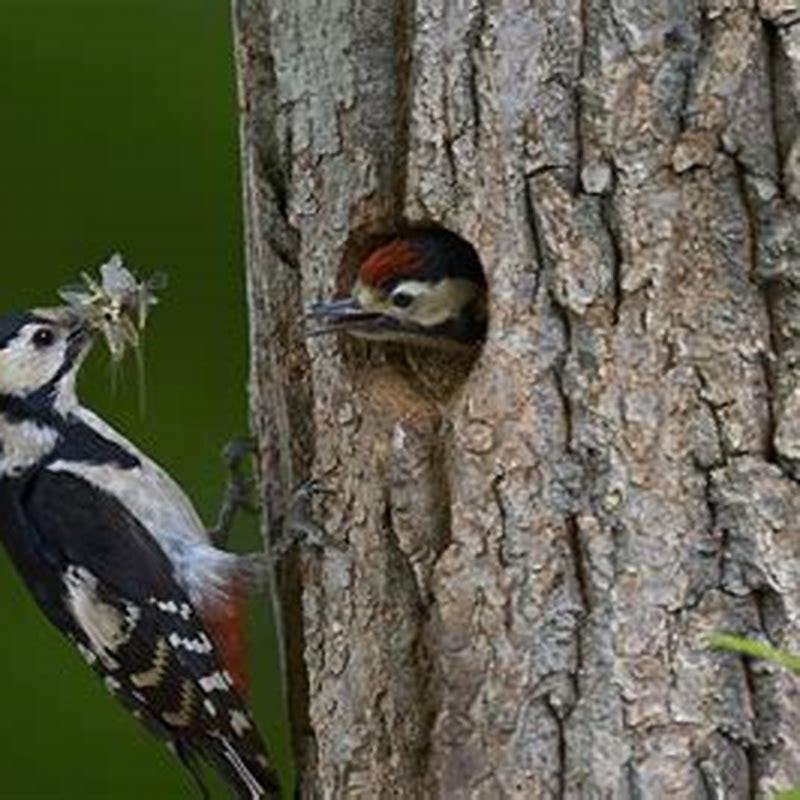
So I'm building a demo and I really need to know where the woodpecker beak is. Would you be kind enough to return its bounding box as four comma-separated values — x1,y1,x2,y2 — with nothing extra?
67,321,92,352
305,295,484,348
55,308,95,369
66,312,90,340
306,296,435,339
305,297,387,336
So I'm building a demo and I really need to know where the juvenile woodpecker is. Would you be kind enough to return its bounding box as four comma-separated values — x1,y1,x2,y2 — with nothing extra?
0,308,280,799
307,230,487,346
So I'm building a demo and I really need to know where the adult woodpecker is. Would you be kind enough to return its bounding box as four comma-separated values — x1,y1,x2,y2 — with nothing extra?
306,230,487,346
0,307,280,799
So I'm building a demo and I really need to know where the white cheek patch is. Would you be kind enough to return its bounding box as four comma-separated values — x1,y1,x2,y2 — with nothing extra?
0,334,67,396
390,278,480,327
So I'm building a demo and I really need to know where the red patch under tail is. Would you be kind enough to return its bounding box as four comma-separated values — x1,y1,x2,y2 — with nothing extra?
202,586,249,697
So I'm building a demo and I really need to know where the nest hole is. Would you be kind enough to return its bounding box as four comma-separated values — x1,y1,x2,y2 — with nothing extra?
334,223,488,406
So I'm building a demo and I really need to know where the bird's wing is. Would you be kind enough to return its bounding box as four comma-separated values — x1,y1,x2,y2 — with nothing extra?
20,468,277,797
68,406,209,543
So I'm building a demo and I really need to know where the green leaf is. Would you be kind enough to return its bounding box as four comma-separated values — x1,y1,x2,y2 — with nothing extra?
708,633,800,676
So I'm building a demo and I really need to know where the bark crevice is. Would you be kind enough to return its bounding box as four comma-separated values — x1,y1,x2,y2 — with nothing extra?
235,0,800,796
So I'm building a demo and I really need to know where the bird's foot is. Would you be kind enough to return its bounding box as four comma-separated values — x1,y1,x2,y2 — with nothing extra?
209,437,260,547
235,479,342,592
271,478,343,559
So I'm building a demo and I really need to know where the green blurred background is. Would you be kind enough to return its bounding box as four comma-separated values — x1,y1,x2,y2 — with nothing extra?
0,1,290,797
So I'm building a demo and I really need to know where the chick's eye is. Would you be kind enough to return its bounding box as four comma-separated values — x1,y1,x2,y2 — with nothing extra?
32,328,55,349
391,291,414,309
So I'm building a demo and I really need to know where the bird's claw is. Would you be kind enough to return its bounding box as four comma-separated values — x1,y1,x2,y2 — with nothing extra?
211,438,342,557
220,437,257,470
271,478,344,558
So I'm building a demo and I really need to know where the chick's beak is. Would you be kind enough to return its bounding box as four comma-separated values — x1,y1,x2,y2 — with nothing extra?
305,296,387,336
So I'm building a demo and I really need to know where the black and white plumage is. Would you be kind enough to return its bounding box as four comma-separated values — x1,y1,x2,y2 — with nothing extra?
0,308,280,799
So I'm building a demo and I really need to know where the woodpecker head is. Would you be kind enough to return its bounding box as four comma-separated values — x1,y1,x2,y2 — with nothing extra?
307,231,487,347
0,307,92,415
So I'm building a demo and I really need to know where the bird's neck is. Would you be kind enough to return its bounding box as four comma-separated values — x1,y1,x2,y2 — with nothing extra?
0,386,81,478
0,399,144,481
0,409,61,479
0,375,79,421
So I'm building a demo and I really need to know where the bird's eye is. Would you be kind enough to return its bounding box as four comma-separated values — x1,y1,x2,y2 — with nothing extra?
391,291,414,309
32,328,56,349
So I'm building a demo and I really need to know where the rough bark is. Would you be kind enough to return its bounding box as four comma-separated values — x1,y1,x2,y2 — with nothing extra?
233,1,800,797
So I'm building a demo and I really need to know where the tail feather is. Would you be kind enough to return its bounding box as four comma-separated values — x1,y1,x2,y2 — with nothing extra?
202,734,281,800
173,740,211,800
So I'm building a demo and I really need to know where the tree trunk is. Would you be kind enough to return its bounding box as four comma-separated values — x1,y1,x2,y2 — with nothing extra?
233,1,800,797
